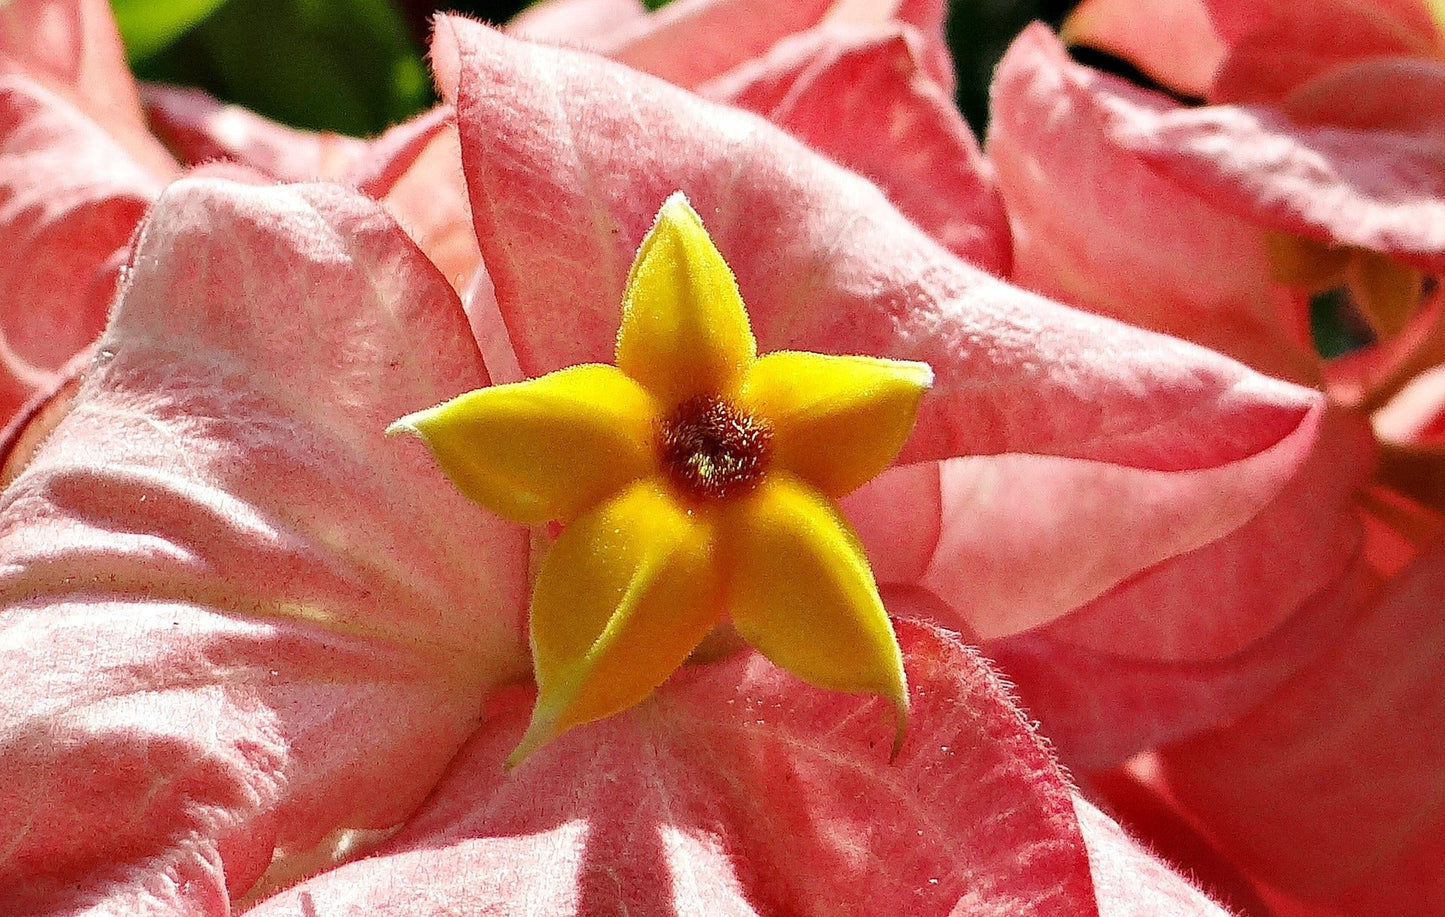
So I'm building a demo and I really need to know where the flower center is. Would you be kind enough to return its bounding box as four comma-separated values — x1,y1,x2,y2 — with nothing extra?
660,395,772,500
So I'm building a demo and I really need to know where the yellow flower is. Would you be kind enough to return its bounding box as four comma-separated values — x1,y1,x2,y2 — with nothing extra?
389,194,932,767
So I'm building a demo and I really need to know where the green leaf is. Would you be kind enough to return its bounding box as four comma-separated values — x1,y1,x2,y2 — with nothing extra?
1310,288,1377,360
112,0,232,60
132,0,432,136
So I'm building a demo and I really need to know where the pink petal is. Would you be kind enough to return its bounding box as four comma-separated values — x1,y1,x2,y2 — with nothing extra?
140,82,478,292
824,0,955,95
1062,0,1224,97
1073,796,1233,916
598,0,840,89
441,19,1323,474
508,0,955,96
702,22,1010,275
0,346,86,488
851,398,1367,651
506,0,648,44
979,409,1374,765
377,121,483,297
0,0,175,177
850,400,1373,767
1202,0,1440,102
1112,57,1445,274
248,622,1115,915
1375,363,1445,445
987,24,1318,385
0,178,529,910
141,82,369,180
1040,406,1373,661
987,539,1375,768
1203,0,1441,49
1086,766,1275,916
1157,536,1445,912
343,105,454,198
0,76,161,428
440,21,1348,650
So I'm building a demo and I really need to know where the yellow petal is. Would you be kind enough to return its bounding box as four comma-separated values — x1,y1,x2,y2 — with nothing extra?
616,193,757,406
388,364,657,525
509,478,722,766
1348,250,1423,341
740,351,932,498
720,475,908,756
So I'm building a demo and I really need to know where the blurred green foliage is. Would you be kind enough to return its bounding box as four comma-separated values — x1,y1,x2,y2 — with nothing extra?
114,0,1069,136
112,0,231,59
121,0,433,135
1310,290,1379,360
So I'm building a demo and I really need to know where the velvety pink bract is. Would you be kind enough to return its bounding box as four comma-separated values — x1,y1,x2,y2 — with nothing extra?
511,0,954,94
987,25,1317,383
0,169,1229,915
244,622,1116,916
437,15,1345,768
1115,68,1445,275
1159,539,1445,914
987,7,1445,912
0,0,475,435
0,0,173,429
1065,0,1445,272
134,82,479,292
0,0,175,174
0,177,530,912
983,32,1379,760
0,4,1365,913
510,0,1011,274
0,75,160,427
1199,0,1441,103
702,22,1011,275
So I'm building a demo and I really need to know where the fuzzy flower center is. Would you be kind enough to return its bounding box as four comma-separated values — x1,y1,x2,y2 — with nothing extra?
660,395,773,500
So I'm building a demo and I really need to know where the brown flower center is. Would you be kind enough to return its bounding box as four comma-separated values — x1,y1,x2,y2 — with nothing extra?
660,394,772,500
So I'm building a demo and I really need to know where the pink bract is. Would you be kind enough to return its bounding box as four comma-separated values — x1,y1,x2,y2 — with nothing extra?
438,14,1351,770
0,141,1229,917
0,4,1377,913
509,0,1009,274
0,176,529,912
244,623,1149,916
987,9,1445,913
0,0,475,435
1160,538,1445,913
510,0,954,93
1064,0,1445,271
0,0,174,430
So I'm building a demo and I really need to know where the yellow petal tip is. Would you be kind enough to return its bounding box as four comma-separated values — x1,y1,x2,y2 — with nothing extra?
889,690,909,762
658,190,693,219
504,720,552,771
384,417,417,437
909,360,935,390
387,368,657,525
617,191,755,404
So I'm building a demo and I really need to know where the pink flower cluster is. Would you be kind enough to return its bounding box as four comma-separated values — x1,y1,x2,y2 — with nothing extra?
0,0,1439,914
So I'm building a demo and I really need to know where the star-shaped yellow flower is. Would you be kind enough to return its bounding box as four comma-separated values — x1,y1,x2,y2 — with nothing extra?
390,194,932,767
